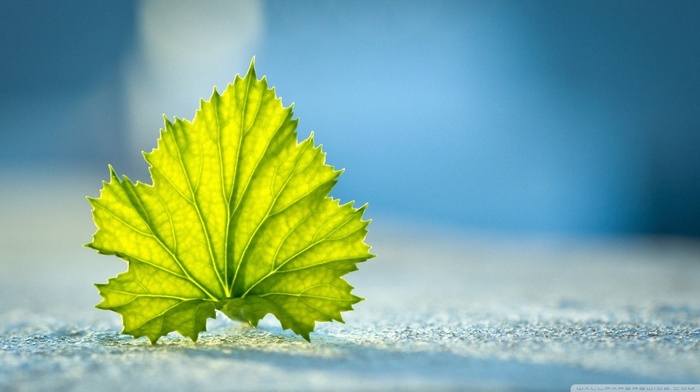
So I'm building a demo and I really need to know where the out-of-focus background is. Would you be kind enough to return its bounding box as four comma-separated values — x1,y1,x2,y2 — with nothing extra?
3,3,700,390
1,0,700,238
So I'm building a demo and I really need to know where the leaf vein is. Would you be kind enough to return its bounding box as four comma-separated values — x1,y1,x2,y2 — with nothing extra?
229,112,293,292
241,211,359,297
169,126,227,296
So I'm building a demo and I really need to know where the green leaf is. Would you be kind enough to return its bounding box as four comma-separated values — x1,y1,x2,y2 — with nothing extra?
87,59,374,343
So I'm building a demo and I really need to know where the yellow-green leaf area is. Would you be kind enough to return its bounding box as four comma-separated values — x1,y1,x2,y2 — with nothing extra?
87,59,374,343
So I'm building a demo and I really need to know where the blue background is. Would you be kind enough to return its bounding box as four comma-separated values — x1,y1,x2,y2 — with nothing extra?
2,0,700,238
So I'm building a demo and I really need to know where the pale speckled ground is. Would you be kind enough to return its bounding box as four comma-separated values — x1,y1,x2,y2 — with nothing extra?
1,169,699,391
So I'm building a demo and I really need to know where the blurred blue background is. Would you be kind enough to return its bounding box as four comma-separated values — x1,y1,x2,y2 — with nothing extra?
2,0,699,238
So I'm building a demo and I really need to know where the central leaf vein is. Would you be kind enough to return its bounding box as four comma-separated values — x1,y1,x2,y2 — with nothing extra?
169,129,227,297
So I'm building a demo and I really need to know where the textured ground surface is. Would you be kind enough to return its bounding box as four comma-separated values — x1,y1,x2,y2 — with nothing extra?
1,170,699,391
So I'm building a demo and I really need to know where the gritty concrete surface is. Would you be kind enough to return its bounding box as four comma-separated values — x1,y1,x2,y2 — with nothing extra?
1,169,699,391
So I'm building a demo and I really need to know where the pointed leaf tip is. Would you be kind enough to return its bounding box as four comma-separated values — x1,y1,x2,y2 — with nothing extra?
247,56,257,79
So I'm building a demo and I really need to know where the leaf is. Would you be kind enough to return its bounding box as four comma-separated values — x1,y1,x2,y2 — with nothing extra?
86,58,374,343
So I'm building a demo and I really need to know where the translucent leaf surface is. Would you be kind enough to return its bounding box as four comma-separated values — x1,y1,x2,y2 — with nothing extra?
87,59,373,343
